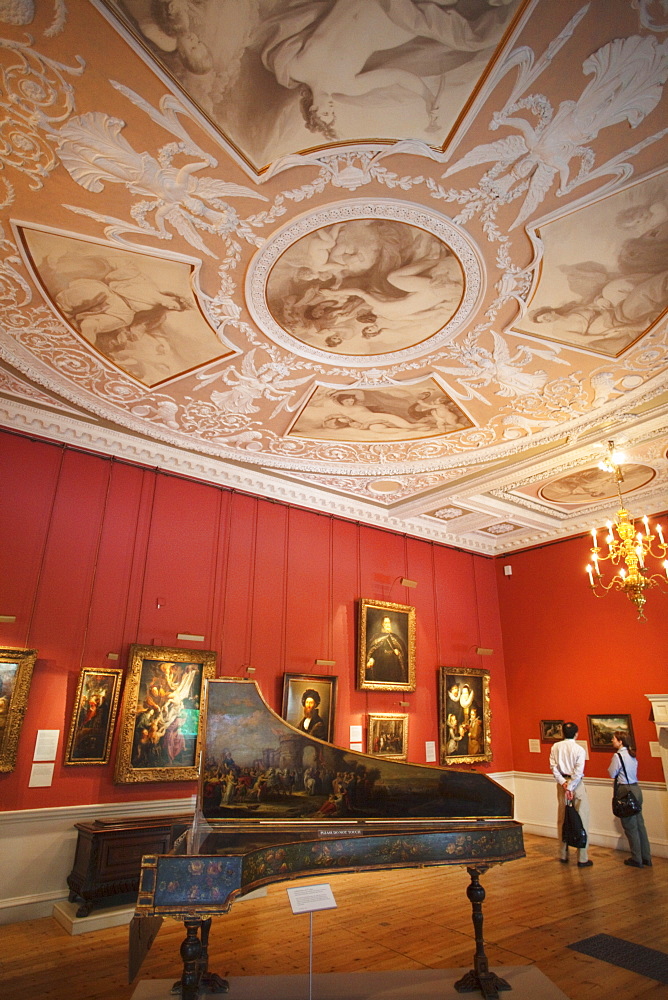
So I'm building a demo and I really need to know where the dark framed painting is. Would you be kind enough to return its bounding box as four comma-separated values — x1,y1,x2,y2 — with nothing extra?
114,645,216,783
0,647,38,773
281,673,337,743
587,714,635,752
540,720,564,743
358,599,416,692
367,713,408,760
438,666,492,765
64,667,123,765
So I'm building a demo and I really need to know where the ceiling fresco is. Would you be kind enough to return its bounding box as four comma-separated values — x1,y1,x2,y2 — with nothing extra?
0,0,666,555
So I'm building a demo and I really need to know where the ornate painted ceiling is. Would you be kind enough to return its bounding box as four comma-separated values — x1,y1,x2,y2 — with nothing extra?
0,0,667,554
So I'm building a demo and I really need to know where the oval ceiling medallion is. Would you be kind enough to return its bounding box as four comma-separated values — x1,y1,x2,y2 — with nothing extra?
368,480,403,494
246,200,484,366
539,464,655,505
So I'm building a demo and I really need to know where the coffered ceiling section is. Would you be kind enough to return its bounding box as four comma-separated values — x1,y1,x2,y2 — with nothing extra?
0,0,666,554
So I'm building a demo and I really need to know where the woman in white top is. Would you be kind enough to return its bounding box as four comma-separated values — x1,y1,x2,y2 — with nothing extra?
608,732,652,868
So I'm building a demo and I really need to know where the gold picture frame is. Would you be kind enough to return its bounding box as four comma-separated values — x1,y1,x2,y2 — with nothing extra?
438,666,492,765
64,667,123,765
0,647,38,773
358,599,416,691
114,645,216,783
367,712,408,760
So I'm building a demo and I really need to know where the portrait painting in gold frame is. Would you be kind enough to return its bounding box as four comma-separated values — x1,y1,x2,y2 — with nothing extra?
358,599,416,692
64,667,123,765
438,666,492,765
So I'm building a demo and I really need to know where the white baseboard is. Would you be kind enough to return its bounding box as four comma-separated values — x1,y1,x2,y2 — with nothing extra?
0,796,195,925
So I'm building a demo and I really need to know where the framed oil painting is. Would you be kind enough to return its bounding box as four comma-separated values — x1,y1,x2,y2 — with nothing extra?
64,668,123,765
0,647,37,773
367,713,408,760
197,679,513,829
438,667,491,765
358,599,416,692
281,673,337,743
114,645,216,783
587,714,635,752
540,720,564,743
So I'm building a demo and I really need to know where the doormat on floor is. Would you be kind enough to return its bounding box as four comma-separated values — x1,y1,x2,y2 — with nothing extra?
568,934,668,984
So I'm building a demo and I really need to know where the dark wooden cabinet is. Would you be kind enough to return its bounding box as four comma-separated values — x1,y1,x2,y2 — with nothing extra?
67,814,192,917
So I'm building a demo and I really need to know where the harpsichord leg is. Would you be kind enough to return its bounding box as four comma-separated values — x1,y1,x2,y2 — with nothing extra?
174,918,229,998
454,866,511,999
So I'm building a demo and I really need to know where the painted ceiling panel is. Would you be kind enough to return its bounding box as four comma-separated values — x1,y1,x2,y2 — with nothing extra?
0,0,666,554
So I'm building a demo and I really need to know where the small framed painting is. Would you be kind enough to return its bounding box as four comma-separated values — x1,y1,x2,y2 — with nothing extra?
358,599,416,692
587,714,635,752
281,673,337,743
540,720,564,743
0,647,38,773
114,645,216,783
367,712,408,760
64,668,123,765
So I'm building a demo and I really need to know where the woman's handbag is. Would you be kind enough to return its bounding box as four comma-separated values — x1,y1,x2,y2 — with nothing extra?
612,753,641,818
562,801,587,848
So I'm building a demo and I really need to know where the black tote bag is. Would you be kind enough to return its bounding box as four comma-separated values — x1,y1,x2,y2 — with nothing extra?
562,801,587,848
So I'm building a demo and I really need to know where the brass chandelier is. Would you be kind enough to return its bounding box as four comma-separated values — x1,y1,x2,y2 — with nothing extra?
586,442,667,620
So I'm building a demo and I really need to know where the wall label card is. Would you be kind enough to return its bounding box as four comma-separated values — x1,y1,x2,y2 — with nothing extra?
287,883,337,915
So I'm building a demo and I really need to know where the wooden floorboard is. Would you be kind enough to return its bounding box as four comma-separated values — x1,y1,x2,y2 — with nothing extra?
0,834,665,1000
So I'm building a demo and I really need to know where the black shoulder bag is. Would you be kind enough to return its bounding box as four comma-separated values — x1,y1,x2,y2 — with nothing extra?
612,753,641,818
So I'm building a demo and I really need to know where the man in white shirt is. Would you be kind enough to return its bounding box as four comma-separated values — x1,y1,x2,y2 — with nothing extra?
549,721,592,867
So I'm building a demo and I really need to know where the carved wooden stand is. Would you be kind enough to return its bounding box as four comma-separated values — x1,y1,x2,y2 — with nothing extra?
174,918,229,999
454,867,511,999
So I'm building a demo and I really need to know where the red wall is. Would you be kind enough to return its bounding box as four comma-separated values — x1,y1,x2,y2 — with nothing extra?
497,533,667,783
0,429,513,811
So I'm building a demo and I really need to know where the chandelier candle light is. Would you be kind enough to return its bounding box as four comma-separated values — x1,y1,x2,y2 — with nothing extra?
586,443,667,620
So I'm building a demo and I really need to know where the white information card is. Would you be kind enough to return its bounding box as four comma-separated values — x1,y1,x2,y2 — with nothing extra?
29,761,55,787
287,883,337,915
33,729,60,762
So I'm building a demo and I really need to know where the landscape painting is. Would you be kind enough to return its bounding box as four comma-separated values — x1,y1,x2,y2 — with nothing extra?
518,172,668,357
198,679,512,824
20,227,229,387
266,219,464,356
105,0,523,171
587,714,635,752
289,380,472,442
